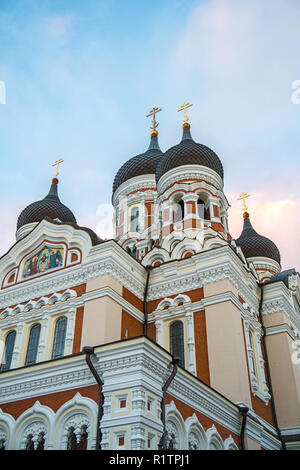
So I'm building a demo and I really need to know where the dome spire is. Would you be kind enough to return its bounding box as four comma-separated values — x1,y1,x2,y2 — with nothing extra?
178,102,193,141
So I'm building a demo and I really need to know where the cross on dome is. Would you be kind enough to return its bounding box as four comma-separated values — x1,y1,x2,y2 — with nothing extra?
146,107,162,136
178,102,193,124
52,158,64,179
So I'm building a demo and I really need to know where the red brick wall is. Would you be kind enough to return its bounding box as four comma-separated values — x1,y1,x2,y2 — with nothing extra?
72,306,84,354
121,310,143,339
194,310,210,385
0,385,99,420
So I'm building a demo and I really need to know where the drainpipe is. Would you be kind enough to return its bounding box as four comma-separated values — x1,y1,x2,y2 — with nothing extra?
143,266,152,337
158,357,180,450
82,346,104,450
258,283,286,451
237,405,249,450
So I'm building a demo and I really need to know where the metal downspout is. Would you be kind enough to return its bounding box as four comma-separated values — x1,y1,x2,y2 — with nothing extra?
82,346,104,450
258,283,286,451
159,357,180,450
237,405,249,450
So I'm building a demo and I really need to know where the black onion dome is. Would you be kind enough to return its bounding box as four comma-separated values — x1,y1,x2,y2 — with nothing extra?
235,214,281,264
112,133,163,195
156,124,224,182
17,178,77,230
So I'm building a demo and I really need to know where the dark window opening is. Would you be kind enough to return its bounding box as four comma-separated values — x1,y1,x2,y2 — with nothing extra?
25,434,34,451
197,198,209,220
1,330,16,371
170,321,185,367
173,200,185,223
36,432,45,451
130,207,139,232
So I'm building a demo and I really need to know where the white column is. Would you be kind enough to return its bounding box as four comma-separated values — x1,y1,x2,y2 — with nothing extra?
155,318,163,347
185,307,196,375
65,306,76,355
37,314,49,362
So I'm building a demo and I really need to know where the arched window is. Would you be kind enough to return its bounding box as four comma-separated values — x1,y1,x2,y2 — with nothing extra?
197,198,209,220
170,321,185,367
173,200,185,223
25,324,41,366
1,330,16,371
130,207,139,232
52,316,67,359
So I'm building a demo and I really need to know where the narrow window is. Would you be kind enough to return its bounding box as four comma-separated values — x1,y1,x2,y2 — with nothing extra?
249,330,261,385
197,198,209,220
25,324,41,366
130,207,139,232
170,321,185,367
1,330,16,371
51,316,67,359
173,200,184,223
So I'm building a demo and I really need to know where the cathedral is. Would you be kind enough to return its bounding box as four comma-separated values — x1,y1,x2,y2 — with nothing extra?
0,104,300,451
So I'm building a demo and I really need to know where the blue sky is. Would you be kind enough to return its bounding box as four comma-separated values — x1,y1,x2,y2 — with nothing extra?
0,0,299,269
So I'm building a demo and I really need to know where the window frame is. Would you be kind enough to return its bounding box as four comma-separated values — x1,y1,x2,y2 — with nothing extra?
0,330,16,371
51,316,68,360
25,323,41,366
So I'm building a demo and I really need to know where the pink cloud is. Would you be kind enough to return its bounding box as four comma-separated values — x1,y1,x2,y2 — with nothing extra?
228,191,300,271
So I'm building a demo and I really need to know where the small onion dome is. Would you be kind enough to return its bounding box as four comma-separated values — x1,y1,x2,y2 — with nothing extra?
112,130,163,196
17,178,77,230
235,212,281,264
156,123,224,183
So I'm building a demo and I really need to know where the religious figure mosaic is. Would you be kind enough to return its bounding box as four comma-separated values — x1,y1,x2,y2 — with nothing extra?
23,247,64,279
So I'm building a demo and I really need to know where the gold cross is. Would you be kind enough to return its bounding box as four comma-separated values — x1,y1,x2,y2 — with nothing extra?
237,192,251,213
52,158,64,178
146,107,162,131
178,102,193,123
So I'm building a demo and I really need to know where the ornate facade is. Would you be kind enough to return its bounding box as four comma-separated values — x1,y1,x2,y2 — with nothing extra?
0,115,300,451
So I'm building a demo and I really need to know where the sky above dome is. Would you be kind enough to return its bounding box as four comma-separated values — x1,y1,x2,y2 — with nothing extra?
0,0,299,270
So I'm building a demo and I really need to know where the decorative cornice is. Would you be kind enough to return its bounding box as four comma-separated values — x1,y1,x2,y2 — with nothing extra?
157,165,223,196
113,175,157,207
262,283,300,333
